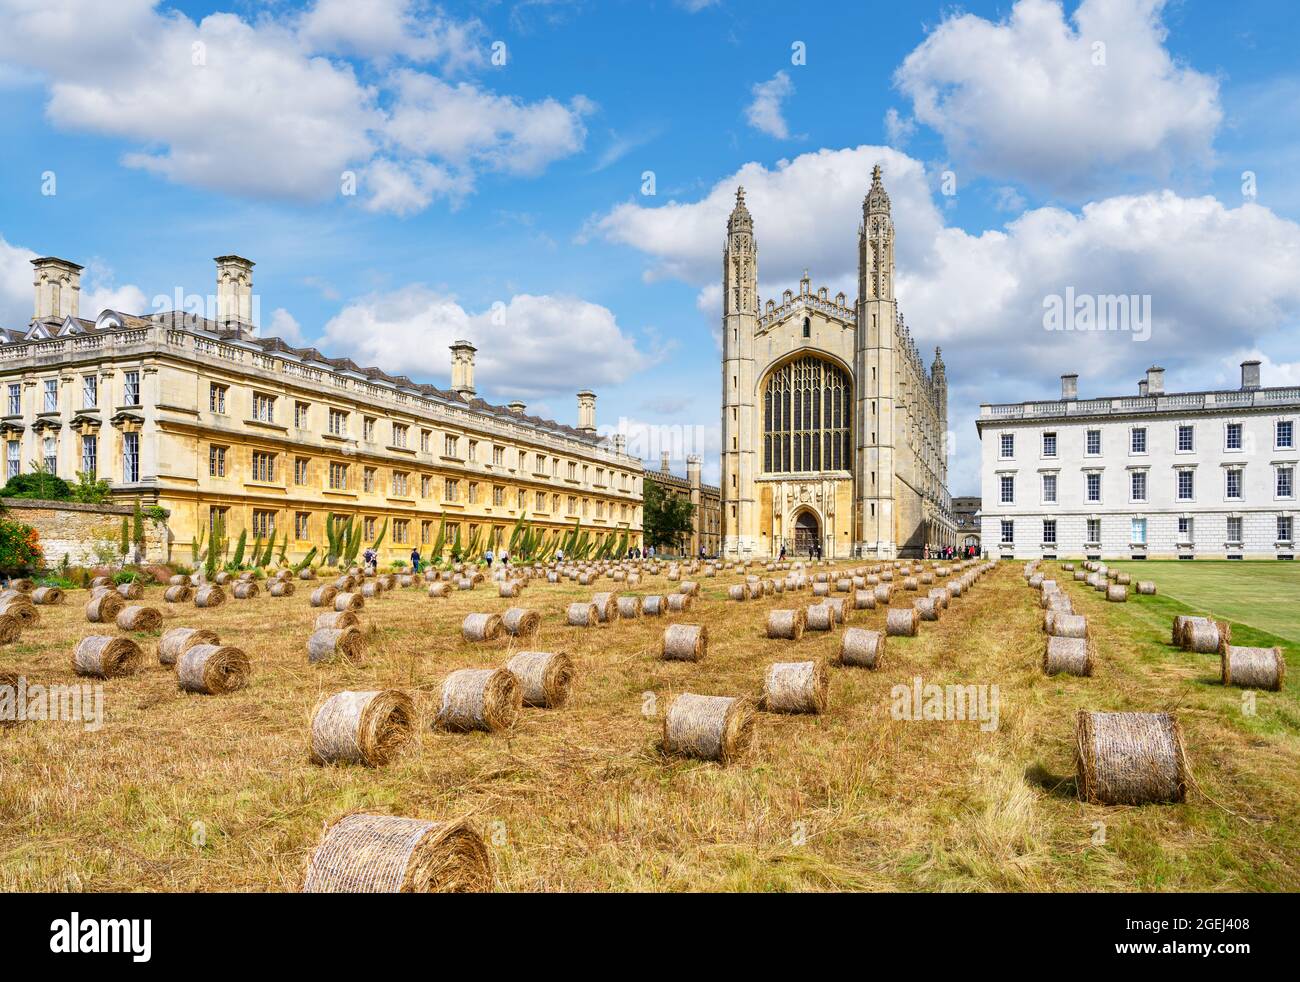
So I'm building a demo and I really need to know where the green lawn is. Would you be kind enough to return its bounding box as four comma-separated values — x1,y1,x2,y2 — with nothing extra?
1106,561,1300,643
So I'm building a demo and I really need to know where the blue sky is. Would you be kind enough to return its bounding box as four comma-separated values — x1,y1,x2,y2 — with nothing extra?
2,0,1298,495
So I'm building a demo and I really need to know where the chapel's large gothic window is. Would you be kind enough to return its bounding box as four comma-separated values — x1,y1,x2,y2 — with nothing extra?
762,356,852,473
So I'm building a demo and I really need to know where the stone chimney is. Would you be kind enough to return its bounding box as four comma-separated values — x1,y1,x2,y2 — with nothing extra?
612,433,626,455
1138,379,1148,397
450,341,477,399
1145,365,1165,395
215,255,254,331
660,451,671,473
1241,359,1261,391
507,399,526,415
1060,373,1078,401
32,257,83,321
687,454,701,488
576,390,596,434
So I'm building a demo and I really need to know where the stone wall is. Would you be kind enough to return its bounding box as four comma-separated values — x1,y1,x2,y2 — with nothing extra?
2,499,170,567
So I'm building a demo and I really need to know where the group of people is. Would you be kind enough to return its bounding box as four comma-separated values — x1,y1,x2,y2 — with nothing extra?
923,543,979,560
358,546,512,575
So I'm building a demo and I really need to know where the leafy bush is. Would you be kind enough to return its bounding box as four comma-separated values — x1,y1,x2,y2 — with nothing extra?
70,471,113,504
0,517,43,573
112,569,140,585
0,471,73,500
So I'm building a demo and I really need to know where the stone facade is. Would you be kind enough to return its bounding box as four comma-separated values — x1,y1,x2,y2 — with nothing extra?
3,498,168,567
720,167,955,559
953,496,981,552
648,452,722,556
977,362,1300,560
0,256,645,566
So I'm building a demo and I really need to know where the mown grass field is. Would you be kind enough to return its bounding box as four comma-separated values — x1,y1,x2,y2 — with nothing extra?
0,559,1296,892
1104,560,1300,643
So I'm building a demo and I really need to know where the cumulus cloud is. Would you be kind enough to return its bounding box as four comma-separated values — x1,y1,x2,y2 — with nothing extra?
0,0,591,213
586,145,1300,490
318,287,661,400
745,71,795,139
0,234,36,327
893,0,1222,197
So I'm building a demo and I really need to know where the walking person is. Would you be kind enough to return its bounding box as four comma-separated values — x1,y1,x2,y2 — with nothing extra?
484,547,493,568
410,547,421,573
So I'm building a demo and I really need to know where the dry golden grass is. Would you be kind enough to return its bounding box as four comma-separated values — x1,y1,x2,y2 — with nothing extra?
0,560,1296,892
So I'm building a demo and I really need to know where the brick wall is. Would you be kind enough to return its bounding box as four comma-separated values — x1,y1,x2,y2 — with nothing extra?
3,499,170,567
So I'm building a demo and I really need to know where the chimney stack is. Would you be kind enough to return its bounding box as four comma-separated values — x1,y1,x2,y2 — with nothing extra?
450,341,477,400
1060,373,1078,401
612,433,626,455
576,390,596,434
1145,365,1165,395
31,257,83,321
687,454,701,487
507,399,526,415
1241,359,1261,391
660,451,671,473
1137,379,1148,397
215,255,254,332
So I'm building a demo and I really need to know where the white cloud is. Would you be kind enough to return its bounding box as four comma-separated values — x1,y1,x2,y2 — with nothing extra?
318,287,660,400
265,308,308,345
0,0,590,214
0,234,36,327
586,145,1300,492
745,71,795,139
893,0,1222,196
883,108,915,147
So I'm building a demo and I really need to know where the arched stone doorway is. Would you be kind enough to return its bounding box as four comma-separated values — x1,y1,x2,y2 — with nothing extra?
793,509,820,557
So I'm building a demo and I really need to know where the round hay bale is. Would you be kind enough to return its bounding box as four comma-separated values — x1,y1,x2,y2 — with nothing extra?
1221,643,1285,691
505,650,574,708
1075,711,1187,805
1051,614,1089,639
315,610,359,631
498,581,520,599
666,593,692,613
360,582,382,600
1172,614,1206,646
766,608,806,641
163,584,192,603
116,605,162,632
90,576,112,589
616,596,643,620
436,667,521,732
662,693,754,764
159,626,219,666
194,585,226,609
428,582,450,598
0,599,38,627
1137,581,1157,595
1183,618,1229,653
1043,636,1094,676
462,612,502,642
566,602,598,627
1115,573,1131,586
334,592,363,612
501,607,541,638
761,660,829,714
308,626,366,664
299,567,318,581
902,576,919,591
177,643,250,694
805,603,835,632
0,612,21,644
85,591,125,623
885,607,918,637
303,814,491,893
310,585,339,608
167,575,187,587
811,582,830,598
872,584,891,605
679,581,700,596
839,627,885,669
852,589,876,611
1106,584,1127,603
310,690,416,766
590,592,617,623
333,575,354,592
116,581,143,600
73,635,143,678
641,595,665,616
662,623,707,661
834,578,852,593
31,586,63,606
269,581,296,598
914,597,939,621
728,584,747,601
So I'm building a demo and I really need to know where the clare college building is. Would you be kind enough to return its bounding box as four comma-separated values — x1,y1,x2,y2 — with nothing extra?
720,167,956,560
0,255,644,564
977,363,1299,560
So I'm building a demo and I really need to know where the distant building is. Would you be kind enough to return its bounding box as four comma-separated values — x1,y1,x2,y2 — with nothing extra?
0,254,644,565
976,363,1298,560
953,496,981,553
647,452,721,556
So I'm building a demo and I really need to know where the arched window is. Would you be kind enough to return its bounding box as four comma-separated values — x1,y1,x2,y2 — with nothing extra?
802,317,811,338
762,356,852,473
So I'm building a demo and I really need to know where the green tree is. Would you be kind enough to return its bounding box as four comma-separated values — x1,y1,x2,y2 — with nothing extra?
71,471,113,504
642,478,695,554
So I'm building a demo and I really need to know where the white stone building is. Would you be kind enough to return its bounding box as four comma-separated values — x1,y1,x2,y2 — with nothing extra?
976,362,1298,560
